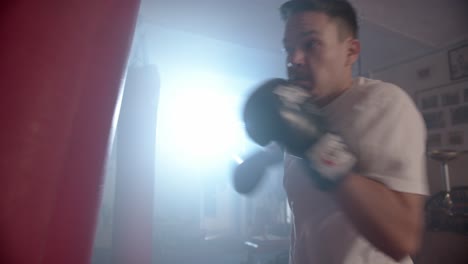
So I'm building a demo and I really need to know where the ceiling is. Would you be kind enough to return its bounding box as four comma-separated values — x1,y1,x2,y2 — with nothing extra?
139,0,468,74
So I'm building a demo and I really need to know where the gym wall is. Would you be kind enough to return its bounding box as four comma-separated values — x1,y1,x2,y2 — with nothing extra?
372,39,468,195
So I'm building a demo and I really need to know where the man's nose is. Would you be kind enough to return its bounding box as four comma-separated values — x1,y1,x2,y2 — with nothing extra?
288,48,305,67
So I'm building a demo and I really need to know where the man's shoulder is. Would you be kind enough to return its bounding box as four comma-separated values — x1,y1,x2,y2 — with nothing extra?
355,77,406,97
353,77,414,109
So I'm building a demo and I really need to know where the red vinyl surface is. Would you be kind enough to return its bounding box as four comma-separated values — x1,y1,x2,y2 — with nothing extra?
0,0,140,263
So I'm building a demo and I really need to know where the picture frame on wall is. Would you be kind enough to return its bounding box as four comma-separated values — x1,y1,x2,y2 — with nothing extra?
448,44,468,80
415,81,468,151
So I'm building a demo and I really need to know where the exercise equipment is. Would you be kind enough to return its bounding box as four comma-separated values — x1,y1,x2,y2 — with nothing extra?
425,150,468,235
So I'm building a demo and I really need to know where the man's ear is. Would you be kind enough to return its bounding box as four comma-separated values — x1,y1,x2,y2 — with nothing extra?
345,38,360,66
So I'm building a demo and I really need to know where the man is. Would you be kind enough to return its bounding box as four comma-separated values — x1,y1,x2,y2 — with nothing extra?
237,0,429,263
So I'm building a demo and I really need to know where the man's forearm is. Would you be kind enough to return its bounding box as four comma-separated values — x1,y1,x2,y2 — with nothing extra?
334,173,425,261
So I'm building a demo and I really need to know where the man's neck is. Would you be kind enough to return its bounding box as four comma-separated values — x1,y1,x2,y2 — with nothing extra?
316,78,354,108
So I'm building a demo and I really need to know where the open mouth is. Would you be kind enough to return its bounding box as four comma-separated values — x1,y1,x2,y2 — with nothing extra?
291,79,308,85
290,79,311,90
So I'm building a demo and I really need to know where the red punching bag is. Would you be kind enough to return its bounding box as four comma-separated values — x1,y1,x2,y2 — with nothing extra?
0,0,140,264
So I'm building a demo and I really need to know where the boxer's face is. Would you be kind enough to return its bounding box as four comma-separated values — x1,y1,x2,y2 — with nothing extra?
283,11,359,106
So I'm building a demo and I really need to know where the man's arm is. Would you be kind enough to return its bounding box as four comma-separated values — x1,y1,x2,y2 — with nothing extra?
335,173,425,261
326,86,428,261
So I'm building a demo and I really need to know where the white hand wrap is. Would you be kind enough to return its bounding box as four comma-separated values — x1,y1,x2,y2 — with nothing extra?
305,133,356,181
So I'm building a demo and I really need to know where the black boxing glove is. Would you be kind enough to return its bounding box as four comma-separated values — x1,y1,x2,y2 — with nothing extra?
243,79,356,190
243,78,325,155
242,78,289,147
232,144,283,194
243,78,326,155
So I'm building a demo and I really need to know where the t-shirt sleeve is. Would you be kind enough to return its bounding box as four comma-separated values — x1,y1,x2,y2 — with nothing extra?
354,85,429,195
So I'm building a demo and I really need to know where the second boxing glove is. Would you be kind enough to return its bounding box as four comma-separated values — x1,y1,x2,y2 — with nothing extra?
243,78,356,190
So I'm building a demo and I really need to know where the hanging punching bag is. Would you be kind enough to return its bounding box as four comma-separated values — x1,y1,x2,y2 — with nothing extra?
0,0,140,263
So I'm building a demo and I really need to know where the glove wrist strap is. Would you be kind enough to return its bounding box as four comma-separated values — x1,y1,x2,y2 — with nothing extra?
304,133,356,190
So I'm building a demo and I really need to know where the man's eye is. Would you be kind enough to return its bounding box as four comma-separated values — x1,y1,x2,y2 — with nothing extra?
304,40,317,50
283,47,294,55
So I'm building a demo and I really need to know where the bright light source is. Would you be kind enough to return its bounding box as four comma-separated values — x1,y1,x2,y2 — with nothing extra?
167,71,248,165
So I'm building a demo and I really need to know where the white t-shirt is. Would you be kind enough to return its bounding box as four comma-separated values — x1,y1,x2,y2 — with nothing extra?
284,77,429,264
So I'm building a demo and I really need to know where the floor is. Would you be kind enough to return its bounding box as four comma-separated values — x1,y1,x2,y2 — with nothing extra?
92,233,289,264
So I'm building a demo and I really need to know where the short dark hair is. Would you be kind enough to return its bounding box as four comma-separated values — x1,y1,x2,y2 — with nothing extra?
280,0,359,39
